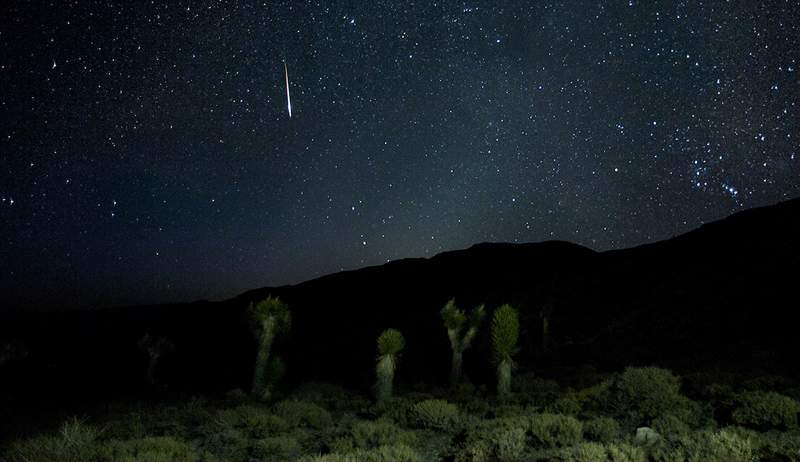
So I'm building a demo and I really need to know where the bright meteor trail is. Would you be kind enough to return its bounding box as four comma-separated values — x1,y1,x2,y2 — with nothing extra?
284,62,292,118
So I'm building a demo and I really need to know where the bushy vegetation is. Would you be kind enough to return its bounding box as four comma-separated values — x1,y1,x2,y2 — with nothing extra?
7,366,800,461
4,298,800,461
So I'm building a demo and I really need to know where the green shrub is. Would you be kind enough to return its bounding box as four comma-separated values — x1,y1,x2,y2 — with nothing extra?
99,437,219,462
274,400,334,430
584,417,620,443
546,395,583,416
756,430,800,462
409,399,460,430
650,428,756,462
707,428,757,462
349,418,417,449
252,434,303,461
651,413,691,438
4,418,101,462
298,443,422,462
453,439,493,462
373,397,415,427
610,367,685,424
528,413,583,448
563,442,607,462
561,442,645,462
732,391,800,430
493,427,527,462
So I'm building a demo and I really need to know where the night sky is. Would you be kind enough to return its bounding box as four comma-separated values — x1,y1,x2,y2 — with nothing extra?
1,1,798,311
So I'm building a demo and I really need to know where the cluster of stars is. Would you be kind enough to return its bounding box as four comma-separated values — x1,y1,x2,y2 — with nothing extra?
0,0,798,310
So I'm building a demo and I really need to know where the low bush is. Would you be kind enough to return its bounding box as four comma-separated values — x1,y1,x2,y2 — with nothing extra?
4,418,101,462
298,443,422,462
528,413,583,448
99,437,219,462
274,400,334,430
609,367,685,424
409,399,460,430
732,391,800,430
349,418,417,449
583,417,620,443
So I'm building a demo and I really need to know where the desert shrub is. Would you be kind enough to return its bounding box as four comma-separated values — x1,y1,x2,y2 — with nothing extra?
577,379,613,416
546,394,583,416
755,430,800,462
493,427,527,461
461,398,491,417
609,367,686,424
732,391,800,430
98,437,218,462
528,413,583,448
199,428,250,461
349,418,417,449
561,442,645,462
4,418,101,462
741,375,792,392
453,439,493,462
584,417,620,443
493,404,526,419
651,413,691,438
274,399,334,430
563,442,607,462
251,434,303,461
409,399,460,430
649,428,756,462
374,397,415,428
298,443,422,462
707,428,757,462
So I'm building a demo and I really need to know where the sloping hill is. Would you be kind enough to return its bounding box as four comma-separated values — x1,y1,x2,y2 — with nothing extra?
1,198,798,398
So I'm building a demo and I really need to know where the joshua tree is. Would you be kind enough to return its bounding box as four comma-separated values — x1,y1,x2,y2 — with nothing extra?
375,328,405,403
137,334,175,386
440,298,485,388
260,356,286,402
491,304,519,401
250,296,291,400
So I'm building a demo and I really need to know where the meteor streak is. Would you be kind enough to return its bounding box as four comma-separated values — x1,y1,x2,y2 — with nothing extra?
284,62,292,118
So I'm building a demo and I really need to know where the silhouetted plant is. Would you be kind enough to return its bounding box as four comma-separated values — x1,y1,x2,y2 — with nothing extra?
490,304,519,401
249,296,291,400
374,328,405,403
441,298,485,388
137,334,175,386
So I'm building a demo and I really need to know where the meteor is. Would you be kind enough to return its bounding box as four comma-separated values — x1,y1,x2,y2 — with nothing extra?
284,62,292,118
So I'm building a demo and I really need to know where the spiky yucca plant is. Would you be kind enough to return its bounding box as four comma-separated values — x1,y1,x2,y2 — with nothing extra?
491,304,519,401
250,296,291,400
441,298,485,387
375,328,405,402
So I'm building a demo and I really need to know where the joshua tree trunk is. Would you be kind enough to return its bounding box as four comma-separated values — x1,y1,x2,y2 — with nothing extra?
497,360,512,401
450,350,463,388
252,318,275,397
146,353,160,385
375,354,396,402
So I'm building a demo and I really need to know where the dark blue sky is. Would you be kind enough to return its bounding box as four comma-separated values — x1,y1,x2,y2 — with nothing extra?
1,0,798,311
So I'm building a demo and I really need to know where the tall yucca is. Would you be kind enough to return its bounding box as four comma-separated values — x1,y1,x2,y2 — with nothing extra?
250,296,291,400
491,304,519,401
375,328,405,402
441,298,485,388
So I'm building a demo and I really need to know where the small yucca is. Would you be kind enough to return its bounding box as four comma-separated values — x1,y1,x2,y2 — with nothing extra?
375,328,405,402
491,304,519,401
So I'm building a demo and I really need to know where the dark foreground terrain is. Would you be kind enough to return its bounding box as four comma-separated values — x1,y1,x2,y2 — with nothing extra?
1,198,799,460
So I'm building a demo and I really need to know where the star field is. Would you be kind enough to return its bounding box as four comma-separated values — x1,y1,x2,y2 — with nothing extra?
1,0,798,310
